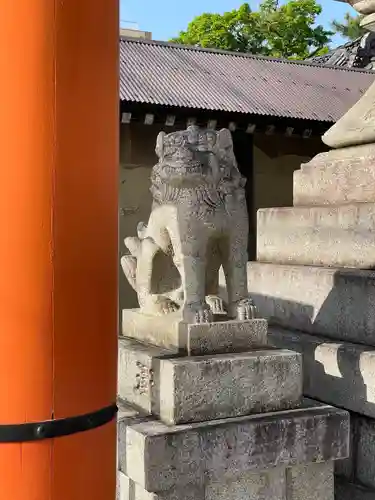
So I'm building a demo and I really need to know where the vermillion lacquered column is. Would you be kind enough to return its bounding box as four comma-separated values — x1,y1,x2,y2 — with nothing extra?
0,1,119,499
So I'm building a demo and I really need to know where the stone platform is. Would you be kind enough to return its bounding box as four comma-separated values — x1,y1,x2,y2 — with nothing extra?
117,315,350,500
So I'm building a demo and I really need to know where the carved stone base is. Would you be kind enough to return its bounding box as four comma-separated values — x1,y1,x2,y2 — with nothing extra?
121,309,268,354
118,337,303,424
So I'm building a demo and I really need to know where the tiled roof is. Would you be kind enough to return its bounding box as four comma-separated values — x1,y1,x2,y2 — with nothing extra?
308,33,375,70
119,38,375,122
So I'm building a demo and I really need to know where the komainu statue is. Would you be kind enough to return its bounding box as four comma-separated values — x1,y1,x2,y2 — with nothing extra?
121,125,255,324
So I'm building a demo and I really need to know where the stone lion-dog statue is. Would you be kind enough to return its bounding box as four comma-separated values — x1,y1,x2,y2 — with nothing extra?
121,125,255,324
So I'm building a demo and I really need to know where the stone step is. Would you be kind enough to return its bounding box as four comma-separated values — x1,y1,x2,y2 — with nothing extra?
257,203,375,268
267,326,375,419
118,338,303,425
117,463,334,500
293,144,375,207
119,400,348,492
245,261,375,346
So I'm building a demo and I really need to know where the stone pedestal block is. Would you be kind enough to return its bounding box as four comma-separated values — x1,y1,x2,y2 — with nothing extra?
118,463,334,500
257,203,375,268
293,144,375,207
121,402,348,492
122,310,268,354
118,338,303,424
158,349,302,424
245,261,375,346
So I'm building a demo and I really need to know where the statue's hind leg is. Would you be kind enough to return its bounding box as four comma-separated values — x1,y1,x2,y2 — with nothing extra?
136,237,179,315
221,221,256,320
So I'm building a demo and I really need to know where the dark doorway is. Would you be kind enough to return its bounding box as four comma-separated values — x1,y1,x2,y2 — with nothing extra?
232,130,255,260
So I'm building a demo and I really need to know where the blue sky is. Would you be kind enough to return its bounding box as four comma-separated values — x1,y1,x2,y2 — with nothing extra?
120,0,353,47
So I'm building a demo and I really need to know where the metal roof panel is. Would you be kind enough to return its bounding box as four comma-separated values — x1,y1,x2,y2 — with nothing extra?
119,38,375,122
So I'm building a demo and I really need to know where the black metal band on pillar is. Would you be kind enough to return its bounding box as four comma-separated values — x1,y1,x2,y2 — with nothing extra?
0,403,118,443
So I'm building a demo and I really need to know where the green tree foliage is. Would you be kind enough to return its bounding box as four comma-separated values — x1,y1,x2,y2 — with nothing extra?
331,12,366,40
170,0,333,59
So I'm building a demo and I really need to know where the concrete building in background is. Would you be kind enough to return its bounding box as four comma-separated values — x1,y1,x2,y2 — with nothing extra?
119,27,152,40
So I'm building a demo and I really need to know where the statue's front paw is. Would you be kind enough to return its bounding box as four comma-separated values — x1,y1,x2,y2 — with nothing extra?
235,297,257,321
206,295,226,315
142,295,179,316
183,302,213,324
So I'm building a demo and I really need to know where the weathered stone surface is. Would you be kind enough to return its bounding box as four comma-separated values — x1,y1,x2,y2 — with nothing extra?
257,203,375,268
121,125,254,325
293,144,375,207
118,466,334,500
121,402,349,492
362,11,375,30
122,309,184,351
122,311,267,354
206,467,286,500
117,399,154,472
187,319,268,355
158,349,302,425
322,77,375,149
335,413,356,480
356,416,375,490
117,472,204,500
118,337,174,414
286,462,334,500
118,338,294,424
350,0,375,15
335,478,375,500
118,471,130,500
244,261,375,346
268,326,375,419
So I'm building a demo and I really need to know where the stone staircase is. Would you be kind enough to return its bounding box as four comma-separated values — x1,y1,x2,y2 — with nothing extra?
247,144,375,498
116,315,349,499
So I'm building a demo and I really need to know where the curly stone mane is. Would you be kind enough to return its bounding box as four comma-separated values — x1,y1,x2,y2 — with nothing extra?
150,126,246,211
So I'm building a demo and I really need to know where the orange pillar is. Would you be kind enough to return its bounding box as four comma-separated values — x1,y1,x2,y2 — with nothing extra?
0,1,119,499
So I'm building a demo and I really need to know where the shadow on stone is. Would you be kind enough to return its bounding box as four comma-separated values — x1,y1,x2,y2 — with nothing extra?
237,270,375,419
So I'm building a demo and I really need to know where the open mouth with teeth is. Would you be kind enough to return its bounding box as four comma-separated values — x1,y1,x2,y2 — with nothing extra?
161,162,206,178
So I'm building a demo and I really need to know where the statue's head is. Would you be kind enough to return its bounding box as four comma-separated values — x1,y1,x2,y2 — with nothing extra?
153,125,220,187
151,125,245,204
